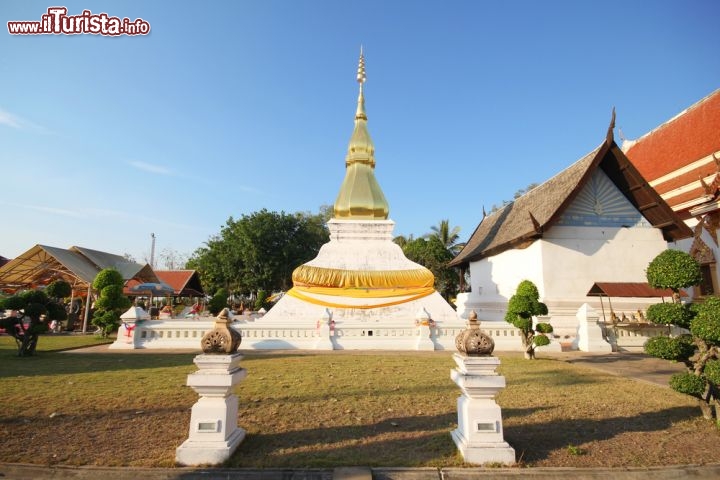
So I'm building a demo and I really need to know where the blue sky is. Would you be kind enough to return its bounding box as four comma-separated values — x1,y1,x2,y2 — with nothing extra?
1,0,718,265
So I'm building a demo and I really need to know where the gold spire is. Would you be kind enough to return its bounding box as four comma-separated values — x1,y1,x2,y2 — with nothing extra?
333,49,390,220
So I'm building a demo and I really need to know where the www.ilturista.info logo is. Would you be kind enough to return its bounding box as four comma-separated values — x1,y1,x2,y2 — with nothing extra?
8,7,150,36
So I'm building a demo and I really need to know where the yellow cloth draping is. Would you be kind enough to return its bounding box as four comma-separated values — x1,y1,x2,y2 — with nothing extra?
292,265,435,289
286,286,435,309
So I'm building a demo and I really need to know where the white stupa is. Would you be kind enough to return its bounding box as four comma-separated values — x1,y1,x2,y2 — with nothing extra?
251,50,465,350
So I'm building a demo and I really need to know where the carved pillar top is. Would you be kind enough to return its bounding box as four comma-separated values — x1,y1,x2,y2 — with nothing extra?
201,308,242,354
455,310,495,356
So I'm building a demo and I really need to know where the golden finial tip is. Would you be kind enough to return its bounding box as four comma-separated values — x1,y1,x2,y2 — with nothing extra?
356,47,366,84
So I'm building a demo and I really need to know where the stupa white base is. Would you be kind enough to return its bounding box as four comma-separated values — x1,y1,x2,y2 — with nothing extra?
257,218,467,350
176,354,246,466
451,354,515,465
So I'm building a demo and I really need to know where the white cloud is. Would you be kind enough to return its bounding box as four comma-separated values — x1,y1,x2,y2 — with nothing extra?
3,202,86,218
129,160,173,176
0,108,23,128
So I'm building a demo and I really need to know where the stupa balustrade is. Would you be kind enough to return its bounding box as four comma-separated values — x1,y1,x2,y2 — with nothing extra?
110,315,536,351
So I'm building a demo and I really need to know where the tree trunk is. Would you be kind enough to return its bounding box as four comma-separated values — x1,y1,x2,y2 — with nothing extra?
698,399,714,420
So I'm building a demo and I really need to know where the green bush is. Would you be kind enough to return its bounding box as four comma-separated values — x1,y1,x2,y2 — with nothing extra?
669,372,706,397
704,359,720,387
690,297,720,344
92,268,124,291
21,289,49,306
208,288,229,316
646,302,694,329
45,280,71,299
644,335,695,361
536,322,554,334
533,334,550,347
646,249,701,293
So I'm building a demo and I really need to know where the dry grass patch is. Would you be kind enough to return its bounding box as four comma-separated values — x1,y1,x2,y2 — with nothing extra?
0,344,718,469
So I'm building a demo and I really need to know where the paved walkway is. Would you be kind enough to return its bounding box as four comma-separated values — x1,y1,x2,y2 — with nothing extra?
6,348,716,480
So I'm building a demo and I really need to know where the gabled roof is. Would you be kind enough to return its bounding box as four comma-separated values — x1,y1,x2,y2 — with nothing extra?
0,244,158,292
450,130,692,268
143,270,205,296
623,89,720,218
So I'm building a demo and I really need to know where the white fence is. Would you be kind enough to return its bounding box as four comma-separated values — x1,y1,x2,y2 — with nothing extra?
110,318,534,352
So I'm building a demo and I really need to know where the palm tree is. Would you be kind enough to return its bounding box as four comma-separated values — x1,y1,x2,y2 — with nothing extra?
427,219,465,256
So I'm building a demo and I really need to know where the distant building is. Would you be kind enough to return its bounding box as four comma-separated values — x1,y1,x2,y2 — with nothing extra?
450,120,691,342
623,89,720,298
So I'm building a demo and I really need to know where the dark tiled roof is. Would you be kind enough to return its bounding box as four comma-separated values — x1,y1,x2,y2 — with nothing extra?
587,282,683,298
450,138,692,268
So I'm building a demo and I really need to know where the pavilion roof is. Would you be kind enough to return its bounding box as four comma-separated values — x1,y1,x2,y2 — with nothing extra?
126,270,205,297
0,244,158,293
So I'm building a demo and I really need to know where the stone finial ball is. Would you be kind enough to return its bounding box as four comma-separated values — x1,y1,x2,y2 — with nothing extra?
455,310,495,356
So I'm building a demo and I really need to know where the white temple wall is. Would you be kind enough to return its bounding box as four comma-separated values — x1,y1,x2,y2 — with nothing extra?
460,240,544,322
540,225,667,299
459,224,672,347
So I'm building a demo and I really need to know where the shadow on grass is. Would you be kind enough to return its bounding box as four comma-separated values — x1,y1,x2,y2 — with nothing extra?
228,412,459,468
505,405,698,463
228,405,698,467
0,352,196,378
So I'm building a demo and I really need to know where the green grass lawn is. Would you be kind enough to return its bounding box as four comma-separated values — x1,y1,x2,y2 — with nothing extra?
0,341,718,469
0,333,112,354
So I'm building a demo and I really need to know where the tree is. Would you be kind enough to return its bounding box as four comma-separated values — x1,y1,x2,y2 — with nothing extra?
403,236,458,301
643,250,719,423
158,248,189,270
646,249,702,303
504,280,553,359
0,280,69,356
187,208,328,297
208,287,229,316
427,219,464,255
91,268,131,338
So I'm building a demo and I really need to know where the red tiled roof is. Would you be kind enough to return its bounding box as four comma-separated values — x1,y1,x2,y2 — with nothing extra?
124,270,205,296
624,90,720,218
155,270,205,296
625,89,720,182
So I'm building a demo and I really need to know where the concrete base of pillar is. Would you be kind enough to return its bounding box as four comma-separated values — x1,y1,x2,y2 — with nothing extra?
176,427,246,466
451,429,516,465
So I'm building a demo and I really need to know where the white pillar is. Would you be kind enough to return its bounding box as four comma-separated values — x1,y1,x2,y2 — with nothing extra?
451,354,515,465
176,353,247,465
415,307,435,351
575,303,612,353
109,306,149,350
314,308,335,350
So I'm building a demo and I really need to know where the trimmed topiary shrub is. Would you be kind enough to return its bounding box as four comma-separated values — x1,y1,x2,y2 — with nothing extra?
670,372,707,398
208,288,229,316
690,297,720,344
646,249,701,299
704,359,720,387
646,302,694,329
505,280,552,359
645,335,695,361
91,268,131,338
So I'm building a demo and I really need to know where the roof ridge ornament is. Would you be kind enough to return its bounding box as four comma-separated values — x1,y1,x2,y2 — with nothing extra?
606,107,616,145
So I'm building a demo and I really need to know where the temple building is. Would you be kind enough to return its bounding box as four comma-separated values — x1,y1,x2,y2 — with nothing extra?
450,116,692,345
623,89,720,299
252,51,466,350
